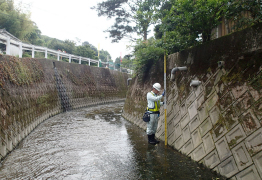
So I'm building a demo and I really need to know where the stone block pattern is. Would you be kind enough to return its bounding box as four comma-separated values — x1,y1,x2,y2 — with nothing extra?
123,24,262,179
164,64,262,179
0,56,128,161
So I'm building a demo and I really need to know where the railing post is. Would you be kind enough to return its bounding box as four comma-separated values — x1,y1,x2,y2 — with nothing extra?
69,55,71,63
19,42,22,58
32,46,35,58
57,52,60,61
45,48,47,58
79,57,81,64
6,36,10,55
89,58,90,66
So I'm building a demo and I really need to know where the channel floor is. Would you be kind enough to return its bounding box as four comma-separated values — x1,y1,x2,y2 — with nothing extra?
0,102,226,180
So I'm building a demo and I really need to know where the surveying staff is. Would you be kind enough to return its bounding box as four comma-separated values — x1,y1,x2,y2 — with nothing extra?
146,83,165,145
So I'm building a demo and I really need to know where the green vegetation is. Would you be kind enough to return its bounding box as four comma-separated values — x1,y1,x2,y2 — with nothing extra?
93,0,261,76
91,0,160,42
0,0,40,42
0,0,113,63
133,38,165,81
0,57,44,87
1,0,261,74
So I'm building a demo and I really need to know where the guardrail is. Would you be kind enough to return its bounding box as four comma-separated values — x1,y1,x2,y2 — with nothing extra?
0,29,106,67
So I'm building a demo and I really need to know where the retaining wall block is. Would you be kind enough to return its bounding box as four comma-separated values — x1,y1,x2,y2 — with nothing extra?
191,128,202,148
232,142,253,171
226,124,246,149
181,113,190,129
252,150,262,178
189,115,200,132
205,93,218,110
194,84,203,98
174,122,182,141
204,149,221,169
209,105,222,125
218,156,238,178
167,118,174,137
173,102,180,116
180,102,187,118
173,111,181,126
197,92,205,109
245,128,262,156
174,135,184,150
198,104,209,123
223,105,239,130
186,91,196,108
167,131,176,145
219,91,235,111
202,132,215,154
235,165,261,180
199,117,213,137
231,84,249,100
240,109,261,136
182,125,191,143
188,100,198,120
204,78,216,99
214,69,225,86
215,136,232,161
192,143,206,162
181,139,194,155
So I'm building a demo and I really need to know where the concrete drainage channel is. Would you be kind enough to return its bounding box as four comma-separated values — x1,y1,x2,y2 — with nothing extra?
0,102,226,179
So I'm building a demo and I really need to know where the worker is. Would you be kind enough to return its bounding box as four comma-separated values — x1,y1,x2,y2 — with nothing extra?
146,83,165,145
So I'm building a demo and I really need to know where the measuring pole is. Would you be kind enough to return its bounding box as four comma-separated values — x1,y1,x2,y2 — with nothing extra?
164,32,167,146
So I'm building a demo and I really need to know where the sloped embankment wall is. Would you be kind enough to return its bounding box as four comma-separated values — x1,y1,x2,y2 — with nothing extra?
0,57,128,161
122,23,262,179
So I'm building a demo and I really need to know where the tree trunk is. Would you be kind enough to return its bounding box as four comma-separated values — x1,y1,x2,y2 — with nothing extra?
143,30,147,41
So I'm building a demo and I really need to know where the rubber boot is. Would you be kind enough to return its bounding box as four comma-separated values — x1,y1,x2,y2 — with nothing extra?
152,134,160,144
148,135,156,145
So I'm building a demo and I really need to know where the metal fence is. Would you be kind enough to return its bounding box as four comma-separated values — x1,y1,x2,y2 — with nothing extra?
0,29,106,67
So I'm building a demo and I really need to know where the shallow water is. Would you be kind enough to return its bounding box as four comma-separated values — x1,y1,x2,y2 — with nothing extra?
0,102,225,180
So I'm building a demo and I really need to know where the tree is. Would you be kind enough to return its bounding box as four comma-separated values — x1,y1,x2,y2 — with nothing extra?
165,0,227,42
225,0,262,31
133,37,164,79
121,54,133,69
114,56,121,69
74,45,96,59
154,0,228,53
0,0,39,41
91,0,160,42
82,41,98,54
99,49,112,62
63,40,76,54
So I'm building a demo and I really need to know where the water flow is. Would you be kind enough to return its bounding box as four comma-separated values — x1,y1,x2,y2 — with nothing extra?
0,102,225,180
53,63,71,112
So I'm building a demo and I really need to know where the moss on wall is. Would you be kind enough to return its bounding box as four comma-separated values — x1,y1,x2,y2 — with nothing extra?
124,23,262,131
0,55,129,161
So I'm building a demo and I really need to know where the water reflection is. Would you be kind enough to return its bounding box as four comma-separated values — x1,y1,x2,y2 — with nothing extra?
0,102,225,180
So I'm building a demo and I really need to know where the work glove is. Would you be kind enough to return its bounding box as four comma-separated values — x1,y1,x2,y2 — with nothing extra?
162,89,165,96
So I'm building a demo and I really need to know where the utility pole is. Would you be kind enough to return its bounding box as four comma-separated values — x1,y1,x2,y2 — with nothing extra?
164,32,167,146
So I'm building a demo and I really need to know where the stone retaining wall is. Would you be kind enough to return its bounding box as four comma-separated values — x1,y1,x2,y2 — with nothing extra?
122,23,262,179
0,56,128,161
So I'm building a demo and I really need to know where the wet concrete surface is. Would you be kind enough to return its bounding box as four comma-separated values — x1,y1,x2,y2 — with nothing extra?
0,102,226,180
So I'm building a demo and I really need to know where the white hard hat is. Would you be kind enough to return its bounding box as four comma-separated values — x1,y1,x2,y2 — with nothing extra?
153,83,161,91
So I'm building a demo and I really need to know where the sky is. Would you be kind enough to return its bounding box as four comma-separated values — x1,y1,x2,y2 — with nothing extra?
14,0,134,61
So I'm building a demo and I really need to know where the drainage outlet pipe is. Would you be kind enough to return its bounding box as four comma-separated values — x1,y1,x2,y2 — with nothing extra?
170,67,187,81
190,80,201,87
127,78,132,86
